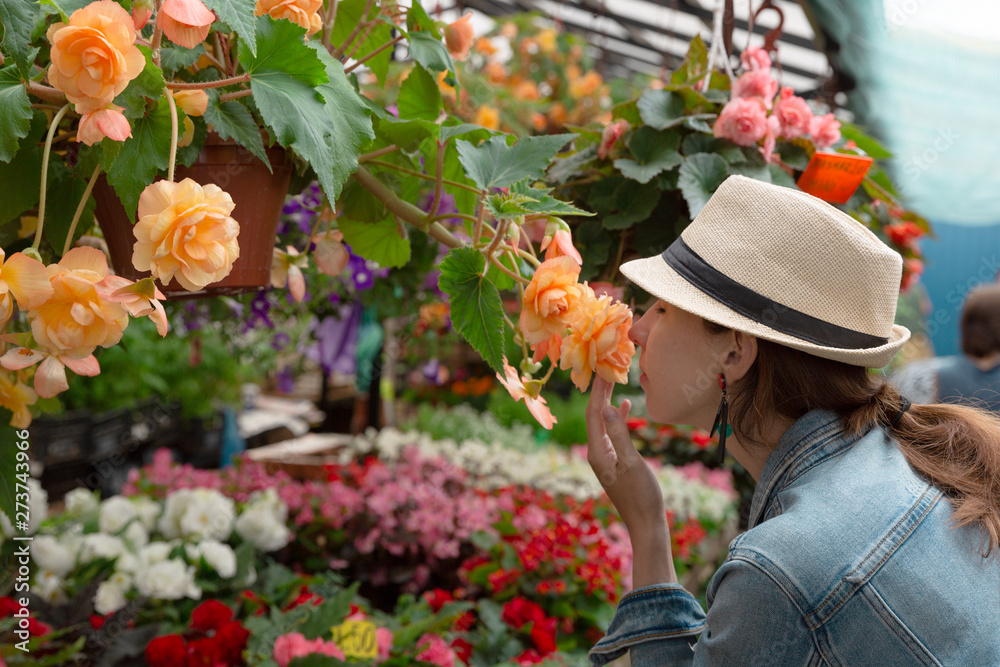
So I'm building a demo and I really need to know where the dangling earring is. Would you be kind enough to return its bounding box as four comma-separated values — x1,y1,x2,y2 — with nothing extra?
710,373,730,464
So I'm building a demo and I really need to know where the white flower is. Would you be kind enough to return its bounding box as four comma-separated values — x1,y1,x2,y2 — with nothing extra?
132,496,161,531
65,488,99,516
138,541,174,567
234,504,290,552
94,580,128,615
78,534,127,564
123,521,149,550
134,559,200,600
99,496,139,534
159,488,235,541
32,535,75,577
34,570,67,605
116,552,140,574
28,479,48,534
197,540,237,578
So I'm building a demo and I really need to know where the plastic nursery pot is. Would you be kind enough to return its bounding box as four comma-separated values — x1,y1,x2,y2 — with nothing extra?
93,132,292,300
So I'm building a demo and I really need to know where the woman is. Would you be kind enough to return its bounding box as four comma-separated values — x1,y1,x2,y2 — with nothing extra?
586,176,1000,666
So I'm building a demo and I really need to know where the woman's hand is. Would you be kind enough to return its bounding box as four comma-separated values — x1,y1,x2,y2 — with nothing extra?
587,375,677,587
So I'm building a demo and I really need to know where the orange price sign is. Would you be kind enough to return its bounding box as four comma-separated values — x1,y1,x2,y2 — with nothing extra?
796,152,874,204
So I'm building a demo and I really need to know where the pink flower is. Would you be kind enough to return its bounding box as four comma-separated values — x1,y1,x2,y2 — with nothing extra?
415,634,457,667
809,113,841,149
1,345,100,399
540,227,582,265
131,0,154,29
273,633,345,667
713,97,769,146
730,70,778,109
496,357,557,430
772,87,812,139
158,0,215,49
740,45,772,71
77,104,131,145
760,115,780,164
94,276,168,336
598,119,629,159
375,627,393,663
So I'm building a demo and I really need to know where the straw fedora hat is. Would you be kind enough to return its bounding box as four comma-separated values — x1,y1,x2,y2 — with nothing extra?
620,175,910,368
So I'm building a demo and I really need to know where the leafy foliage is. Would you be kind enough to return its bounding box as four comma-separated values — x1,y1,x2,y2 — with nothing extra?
438,248,505,374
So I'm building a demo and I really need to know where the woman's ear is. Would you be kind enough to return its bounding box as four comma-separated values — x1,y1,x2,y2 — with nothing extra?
721,330,758,382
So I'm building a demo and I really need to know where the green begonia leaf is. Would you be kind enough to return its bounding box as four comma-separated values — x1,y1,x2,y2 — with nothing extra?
406,0,441,37
159,44,206,74
0,415,20,531
201,0,256,56
0,65,32,162
438,248,505,374
1,0,41,75
38,0,89,21
456,134,574,191
397,64,441,122
114,46,166,119
330,0,393,85
0,113,45,223
203,94,270,168
508,180,593,217
637,89,686,130
614,126,682,184
839,122,892,159
338,216,410,268
678,153,729,217
106,97,173,221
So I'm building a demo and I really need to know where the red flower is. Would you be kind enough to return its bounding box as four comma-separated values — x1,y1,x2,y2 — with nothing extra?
530,616,558,654
886,221,924,249
238,589,268,616
451,637,473,665
515,649,547,665
625,416,648,431
90,614,107,630
423,588,454,612
190,599,234,632
452,610,476,632
502,597,546,630
214,621,250,663
146,634,186,667
690,429,713,448
0,597,50,636
284,586,322,611
185,636,223,666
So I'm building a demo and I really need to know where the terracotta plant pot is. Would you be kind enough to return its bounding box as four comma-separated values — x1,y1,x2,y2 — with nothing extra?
94,133,292,299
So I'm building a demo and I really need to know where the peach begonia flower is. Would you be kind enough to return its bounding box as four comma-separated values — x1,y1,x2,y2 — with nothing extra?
0,345,100,400
0,249,55,328
77,104,131,146
810,113,842,149
569,71,602,99
444,13,475,61
730,69,778,109
559,292,635,391
474,105,500,130
740,45,772,72
496,358,556,430
132,178,241,292
46,0,146,113
519,255,585,346
598,120,629,160
271,246,308,303
311,230,349,277
172,89,209,117
772,87,813,139
28,247,128,359
713,97,768,147
0,369,37,428
474,37,497,56
536,28,557,54
132,0,154,29
255,0,323,36
94,276,168,336
158,0,216,49
540,223,582,266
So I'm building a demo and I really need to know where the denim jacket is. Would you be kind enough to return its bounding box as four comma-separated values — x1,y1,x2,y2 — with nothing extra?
591,409,1000,666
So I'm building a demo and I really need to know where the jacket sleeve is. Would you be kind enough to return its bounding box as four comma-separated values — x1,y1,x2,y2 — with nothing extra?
590,557,815,666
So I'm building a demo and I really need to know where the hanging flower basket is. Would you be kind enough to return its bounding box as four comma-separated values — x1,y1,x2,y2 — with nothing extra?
93,132,292,299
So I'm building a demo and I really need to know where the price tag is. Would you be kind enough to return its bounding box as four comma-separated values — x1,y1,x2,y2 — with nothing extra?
796,152,874,204
330,620,378,660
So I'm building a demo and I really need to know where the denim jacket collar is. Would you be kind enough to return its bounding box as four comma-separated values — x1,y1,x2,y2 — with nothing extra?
747,408,871,529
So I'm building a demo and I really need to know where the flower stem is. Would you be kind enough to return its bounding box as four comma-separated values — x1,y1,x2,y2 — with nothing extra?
516,280,531,361
322,0,340,49
365,159,482,193
473,197,486,245
427,212,478,223
427,140,445,218
218,88,253,103
165,88,178,182
26,82,65,103
166,73,250,90
344,34,404,74
358,145,399,162
34,103,71,251
332,0,375,59
352,166,463,249
63,163,102,256
150,0,163,67
491,255,530,285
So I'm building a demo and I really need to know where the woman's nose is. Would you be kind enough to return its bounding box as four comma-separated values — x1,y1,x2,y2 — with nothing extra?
628,312,647,348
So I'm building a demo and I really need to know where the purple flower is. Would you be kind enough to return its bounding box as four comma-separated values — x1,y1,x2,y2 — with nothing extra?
422,358,442,384
305,304,362,374
276,366,296,393
271,332,290,350
386,104,399,118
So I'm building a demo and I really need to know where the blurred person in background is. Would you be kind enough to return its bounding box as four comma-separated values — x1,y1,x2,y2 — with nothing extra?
893,283,1000,413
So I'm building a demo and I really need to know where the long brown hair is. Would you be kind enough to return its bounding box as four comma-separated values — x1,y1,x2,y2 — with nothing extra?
704,320,1000,558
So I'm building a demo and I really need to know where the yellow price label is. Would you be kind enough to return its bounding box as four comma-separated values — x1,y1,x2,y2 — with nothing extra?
330,620,378,660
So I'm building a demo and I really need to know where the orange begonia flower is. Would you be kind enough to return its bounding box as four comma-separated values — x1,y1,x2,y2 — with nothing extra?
271,246,308,303
1,346,101,400
77,104,132,145
311,230,349,277
474,37,497,56
0,249,55,328
0,369,37,428
132,178,241,292
444,13,475,61
158,0,216,49
95,275,169,336
539,222,582,265
475,105,500,130
132,0,154,29
28,247,129,360
559,292,635,391
518,256,585,347
46,1,146,113
255,0,323,36
496,358,556,430
570,71,603,99
512,80,539,101
172,89,209,117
